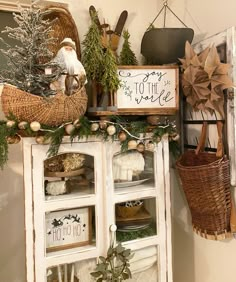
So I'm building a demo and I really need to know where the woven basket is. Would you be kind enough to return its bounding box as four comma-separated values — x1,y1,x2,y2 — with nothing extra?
1,84,87,126
42,5,81,59
176,121,232,240
1,5,87,126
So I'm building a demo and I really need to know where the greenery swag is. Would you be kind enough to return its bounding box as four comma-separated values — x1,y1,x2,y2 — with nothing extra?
0,114,179,169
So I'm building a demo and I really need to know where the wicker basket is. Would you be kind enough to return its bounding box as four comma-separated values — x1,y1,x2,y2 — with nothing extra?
1,5,87,126
42,5,81,59
176,122,232,240
1,84,87,126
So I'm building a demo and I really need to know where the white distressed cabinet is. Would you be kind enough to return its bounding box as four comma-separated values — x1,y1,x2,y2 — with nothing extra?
22,136,172,282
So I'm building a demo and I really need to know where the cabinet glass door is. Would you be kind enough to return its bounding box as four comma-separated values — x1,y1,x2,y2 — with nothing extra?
31,140,104,282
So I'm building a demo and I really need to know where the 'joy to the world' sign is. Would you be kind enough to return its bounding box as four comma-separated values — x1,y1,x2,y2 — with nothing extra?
117,66,179,115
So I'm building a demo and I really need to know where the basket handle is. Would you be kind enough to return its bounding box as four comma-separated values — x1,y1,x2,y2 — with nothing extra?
195,121,224,157
195,122,207,155
216,120,224,158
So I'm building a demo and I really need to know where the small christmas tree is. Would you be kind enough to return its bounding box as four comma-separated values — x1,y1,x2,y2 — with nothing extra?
119,30,138,65
101,44,120,109
0,3,61,97
81,11,104,108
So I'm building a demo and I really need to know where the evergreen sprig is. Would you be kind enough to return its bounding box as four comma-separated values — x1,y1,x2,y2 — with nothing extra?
46,126,65,157
0,124,9,169
81,11,104,82
119,30,138,66
101,45,121,93
90,243,133,281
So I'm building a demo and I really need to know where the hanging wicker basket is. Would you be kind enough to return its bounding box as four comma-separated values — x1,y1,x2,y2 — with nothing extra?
1,5,87,126
176,122,232,240
1,84,87,126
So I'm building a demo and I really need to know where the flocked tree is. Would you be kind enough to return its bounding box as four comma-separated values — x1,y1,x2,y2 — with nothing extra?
0,3,61,97
81,11,104,108
101,44,120,109
119,30,138,65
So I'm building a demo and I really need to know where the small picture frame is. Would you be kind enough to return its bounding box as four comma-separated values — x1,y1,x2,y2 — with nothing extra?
45,207,92,252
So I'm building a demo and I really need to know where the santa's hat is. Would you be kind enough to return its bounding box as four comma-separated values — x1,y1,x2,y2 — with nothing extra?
59,37,76,50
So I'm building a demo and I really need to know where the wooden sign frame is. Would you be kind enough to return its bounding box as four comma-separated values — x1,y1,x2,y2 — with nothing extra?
45,207,92,252
117,65,179,115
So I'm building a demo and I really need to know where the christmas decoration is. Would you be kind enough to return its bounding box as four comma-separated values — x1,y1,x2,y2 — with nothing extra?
82,9,121,111
119,30,138,65
0,115,179,169
51,37,87,95
137,142,145,152
128,140,137,150
90,242,133,281
81,10,104,109
18,121,28,130
146,141,155,151
100,44,120,109
180,41,233,117
65,124,75,135
107,125,116,136
99,120,107,130
6,120,16,128
0,3,61,97
118,131,127,142
30,121,41,132
91,123,99,132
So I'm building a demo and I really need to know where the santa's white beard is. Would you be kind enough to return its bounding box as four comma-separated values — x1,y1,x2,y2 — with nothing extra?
57,47,86,76
52,47,87,92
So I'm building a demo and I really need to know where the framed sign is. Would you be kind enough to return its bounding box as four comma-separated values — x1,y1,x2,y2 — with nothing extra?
117,65,179,115
45,207,92,252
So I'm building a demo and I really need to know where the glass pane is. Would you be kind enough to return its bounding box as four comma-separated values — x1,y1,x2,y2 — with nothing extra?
116,198,157,242
113,149,155,192
129,246,159,282
45,206,95,254
47,258,97,282
44,152,95,200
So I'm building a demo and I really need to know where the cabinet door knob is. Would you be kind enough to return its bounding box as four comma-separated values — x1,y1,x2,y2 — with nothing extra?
110,224,117,232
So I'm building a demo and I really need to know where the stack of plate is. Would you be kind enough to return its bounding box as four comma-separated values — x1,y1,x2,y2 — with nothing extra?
116,207,152,232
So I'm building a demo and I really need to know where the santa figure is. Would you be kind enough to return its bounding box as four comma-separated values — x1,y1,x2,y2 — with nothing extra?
51,37,87,95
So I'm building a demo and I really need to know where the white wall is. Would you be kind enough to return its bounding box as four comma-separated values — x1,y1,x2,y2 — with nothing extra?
1,0,236,282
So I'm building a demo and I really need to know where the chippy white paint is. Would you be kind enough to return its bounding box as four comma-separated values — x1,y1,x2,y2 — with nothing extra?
21,137,172,281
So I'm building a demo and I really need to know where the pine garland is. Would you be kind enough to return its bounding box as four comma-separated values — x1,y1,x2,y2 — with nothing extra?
0,115,179,169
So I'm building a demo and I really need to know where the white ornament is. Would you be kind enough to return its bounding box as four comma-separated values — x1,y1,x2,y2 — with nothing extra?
18,121,28,130
91,123,99,132
128,140,137,150
65,124,75,135
30,121,41,132
107,125,116,136
6,120,16,128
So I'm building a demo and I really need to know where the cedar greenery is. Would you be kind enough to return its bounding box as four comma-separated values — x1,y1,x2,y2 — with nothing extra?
0,3,61,97
119,30,138,66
